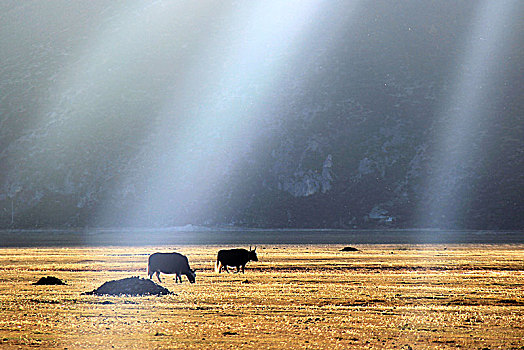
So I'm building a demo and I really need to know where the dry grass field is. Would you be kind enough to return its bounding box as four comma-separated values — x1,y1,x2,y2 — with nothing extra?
0,244,523,349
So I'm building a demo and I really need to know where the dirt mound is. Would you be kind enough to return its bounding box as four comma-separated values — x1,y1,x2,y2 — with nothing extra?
33,276,66,285
340,246,359,252
83,277,173,296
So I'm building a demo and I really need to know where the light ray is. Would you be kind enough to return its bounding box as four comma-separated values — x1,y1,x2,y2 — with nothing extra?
4,1,205,206
108,1,337,227
417,0,519,229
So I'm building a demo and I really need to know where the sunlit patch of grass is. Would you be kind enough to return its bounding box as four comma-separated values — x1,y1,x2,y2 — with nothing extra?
0,244,522,349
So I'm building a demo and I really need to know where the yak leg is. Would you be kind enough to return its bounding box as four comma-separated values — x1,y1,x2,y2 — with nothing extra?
241,264,245,273
175,274,182,283
155,271,162,283
223,265,229,273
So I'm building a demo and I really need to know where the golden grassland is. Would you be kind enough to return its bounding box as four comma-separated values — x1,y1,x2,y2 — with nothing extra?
0,244,523,349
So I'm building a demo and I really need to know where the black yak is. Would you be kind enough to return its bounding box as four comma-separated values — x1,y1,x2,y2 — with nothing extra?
147,252,196,283
215,246,258,273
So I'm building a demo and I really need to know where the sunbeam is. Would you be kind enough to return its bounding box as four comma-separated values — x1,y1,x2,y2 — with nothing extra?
417,0,520,229
97,0,336,227
4,1,219,223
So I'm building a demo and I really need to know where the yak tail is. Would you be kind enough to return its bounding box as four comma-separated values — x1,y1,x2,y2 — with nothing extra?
215,258,221,273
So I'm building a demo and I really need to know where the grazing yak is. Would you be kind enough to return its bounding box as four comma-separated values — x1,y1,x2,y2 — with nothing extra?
216,246,258,273
147,252,196,283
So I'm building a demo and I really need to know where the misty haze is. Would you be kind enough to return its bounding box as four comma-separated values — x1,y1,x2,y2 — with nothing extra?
1,1,521,231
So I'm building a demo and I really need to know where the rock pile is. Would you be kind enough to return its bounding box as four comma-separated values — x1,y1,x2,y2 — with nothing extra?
83,277,173,296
